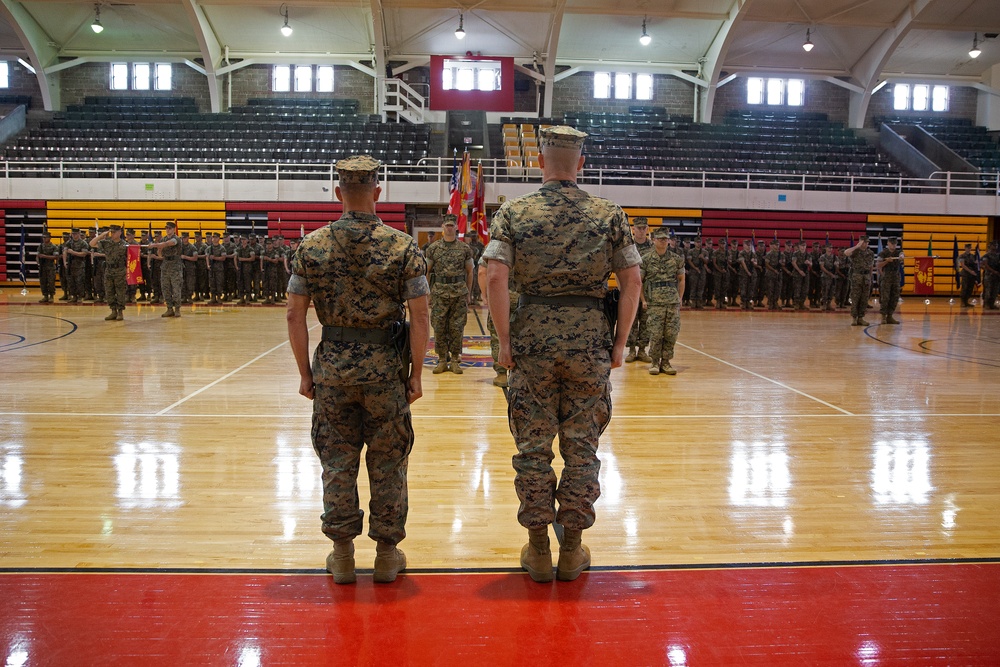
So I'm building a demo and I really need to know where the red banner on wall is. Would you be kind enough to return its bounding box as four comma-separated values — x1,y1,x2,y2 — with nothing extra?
914,256,935,295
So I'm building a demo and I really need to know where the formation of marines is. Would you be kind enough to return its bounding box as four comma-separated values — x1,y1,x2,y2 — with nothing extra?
35,227,298,312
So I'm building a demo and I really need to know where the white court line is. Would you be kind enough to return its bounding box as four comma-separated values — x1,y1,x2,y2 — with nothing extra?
4,412,1000,419
153,324,320,416
676,342,855,416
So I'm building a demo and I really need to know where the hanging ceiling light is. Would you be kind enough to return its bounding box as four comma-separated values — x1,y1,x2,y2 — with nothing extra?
802,28,814,52
280,4,293,37
969,33,981,59
455,13,466,39
91,4,104,34
639,17,651,46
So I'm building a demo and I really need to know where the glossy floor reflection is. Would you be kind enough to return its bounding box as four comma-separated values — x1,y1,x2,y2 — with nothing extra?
1,292,999,662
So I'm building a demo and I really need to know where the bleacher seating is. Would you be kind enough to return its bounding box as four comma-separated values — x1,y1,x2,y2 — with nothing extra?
1,96,431,174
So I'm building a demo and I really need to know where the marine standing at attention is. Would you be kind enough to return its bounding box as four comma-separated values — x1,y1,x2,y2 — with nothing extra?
147,221,184,318
287,155,430,585
90,224,129,321
35,231,60,304
625,216,652,363
844,235,875,326
876,237,903,324
425,214,474,374
484,125,642,583
642,227,686,375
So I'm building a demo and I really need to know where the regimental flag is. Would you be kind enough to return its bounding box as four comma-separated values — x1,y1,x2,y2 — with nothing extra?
300,223,305,239
127,245,144,285
773,230,779,244
18,224,27,284
459,151,473,236
447,149,462,223
471,161,488,243
799,228,803,242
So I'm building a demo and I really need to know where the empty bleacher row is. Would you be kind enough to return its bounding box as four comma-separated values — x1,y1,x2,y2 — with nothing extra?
876,116,1000,173
2,96,431,168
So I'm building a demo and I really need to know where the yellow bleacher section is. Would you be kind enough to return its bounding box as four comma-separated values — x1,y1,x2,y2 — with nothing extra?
623,208,703,228
869,214,990,295
46,201,227,239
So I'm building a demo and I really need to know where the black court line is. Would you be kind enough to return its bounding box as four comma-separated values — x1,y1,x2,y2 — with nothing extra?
864,325,1000,369
3,556,998,576
0,313,78,353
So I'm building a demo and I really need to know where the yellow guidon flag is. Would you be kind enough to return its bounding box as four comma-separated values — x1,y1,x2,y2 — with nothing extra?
127,245,145,286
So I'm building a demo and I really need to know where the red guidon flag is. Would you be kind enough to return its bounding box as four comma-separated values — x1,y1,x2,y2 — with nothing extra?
127,245,145,285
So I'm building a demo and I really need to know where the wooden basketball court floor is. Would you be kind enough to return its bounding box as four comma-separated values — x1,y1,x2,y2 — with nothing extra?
1,290,999,665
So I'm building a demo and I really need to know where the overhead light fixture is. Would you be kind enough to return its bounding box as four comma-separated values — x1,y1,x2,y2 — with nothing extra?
91,4,104,34
969,33,981,59
639,17,651,46
455,13,466,40
802,28,814,52
280,4,292,37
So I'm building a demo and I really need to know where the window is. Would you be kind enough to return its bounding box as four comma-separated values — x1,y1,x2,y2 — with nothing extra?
0,62,9,88
108,62,171,91
893,83,949,112
593,72,651,100
748,77,805,107
110,63,128,90
594,72,612,99
442,59,501,92
154,63,172,91
635,74,654,101
317,66,334,92
294,65,313,92
273,65,291,92
132,63,150,90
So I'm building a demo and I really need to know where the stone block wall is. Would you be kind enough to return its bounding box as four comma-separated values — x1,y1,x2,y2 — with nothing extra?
228,64,375,114
550,72,695,118
2,60,44,110
864,84,979,126
710,78,851,125
58,61,213,111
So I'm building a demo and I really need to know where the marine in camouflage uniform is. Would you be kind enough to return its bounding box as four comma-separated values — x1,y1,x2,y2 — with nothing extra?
194,232,209,300
845,236,875,325
64,229,90,302
35,232,60,303
737,239,757,310
287,155,430,585
483,126,642,583
713,238,730,309
982,241,1000,310
425,214,474,374
819,244,838,311
958,244,978,307
91,225,129,320
642,228,685,375
764,240,782,310
148,222,184,317
791,241,810,310
687,238,708,309
235,236,257,304
625,217,652,362
877,238,904,324
180,234,198,303
206,234,227,304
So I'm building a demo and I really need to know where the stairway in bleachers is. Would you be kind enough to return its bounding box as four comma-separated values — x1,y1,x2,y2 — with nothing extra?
875,116,1000,173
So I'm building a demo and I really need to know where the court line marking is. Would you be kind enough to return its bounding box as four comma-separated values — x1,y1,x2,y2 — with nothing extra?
153,324,320,416
3,412,1000,419
676,342,855,416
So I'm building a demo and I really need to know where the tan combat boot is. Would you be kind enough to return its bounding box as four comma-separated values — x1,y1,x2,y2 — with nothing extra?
433,359,448,374
450,357,463,374
663,361,677,376
649,364,660,375
116,309,124,321
520,527,553,583
858,316,870,326
493,369,508,387
105,309,117,321
373,541,407,583
557,528,591,581
624,348,636,363
326,539,356,585
161,307,174,318
887,315,900,325
636,349,652,363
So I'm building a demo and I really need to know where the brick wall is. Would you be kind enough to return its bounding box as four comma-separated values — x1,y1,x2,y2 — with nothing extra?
59,62,213,111
864,84,978,126
711,78,851,125
551,72,695,118
2,60,44,110
228,65,375,114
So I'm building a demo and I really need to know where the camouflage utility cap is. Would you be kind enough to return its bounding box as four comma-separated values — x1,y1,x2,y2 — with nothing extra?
108,224,122,231
651,227,670,239
442,214,458,225
336,155,381,184
632,217,648,228
539,125,587,150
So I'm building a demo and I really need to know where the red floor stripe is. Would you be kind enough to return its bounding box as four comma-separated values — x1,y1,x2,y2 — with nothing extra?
2,563,999,665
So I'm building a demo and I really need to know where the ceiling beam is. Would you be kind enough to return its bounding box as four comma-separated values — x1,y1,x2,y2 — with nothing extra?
700,0,753,123
0,0,60,110
181,0,223,112
540,0,565,117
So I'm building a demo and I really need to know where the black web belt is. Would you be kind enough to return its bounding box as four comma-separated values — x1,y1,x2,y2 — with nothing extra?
322,325,394,345
518,294,603,309
435,275,465,284
648,281,677,288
